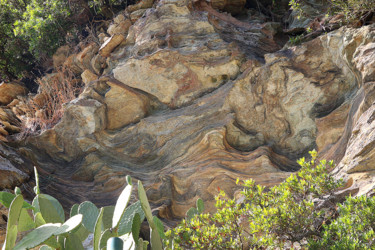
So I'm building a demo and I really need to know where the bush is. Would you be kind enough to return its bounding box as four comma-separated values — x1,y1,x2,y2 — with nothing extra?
165,150,345,249
13,0,71,59
310,195,375,249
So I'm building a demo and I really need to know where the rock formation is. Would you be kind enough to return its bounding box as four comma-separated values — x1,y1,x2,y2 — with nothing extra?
0,0,375,233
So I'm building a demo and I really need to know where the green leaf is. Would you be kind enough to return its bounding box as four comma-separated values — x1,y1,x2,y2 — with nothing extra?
4,195,24,250
0,192,16,208
13,223,61,250
131,213,141,242
3,225,18,250
186,207,198,221
94,207,104,250
150,228,163,250
102,205,115,230
71,224,90,242
7,195,23,228
18,208,36,232
78,201,99,233
118,201,145,236
196,198,204,214
0,192,33,209
153,216,165,240
54,214,83,235
126,175,133,185
35,194,65,223
99,228,116,249
112,184,132,229
34,212,46,227
64,232,84,250
70,204,79,217
138,181,154,227
44,237,60,249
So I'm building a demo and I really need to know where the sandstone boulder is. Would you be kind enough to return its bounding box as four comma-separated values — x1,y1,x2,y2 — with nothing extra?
0,82,28,105
104,81,150,130
81,69,98,85
107,14,132,36
226,37,357,157
99,34,125,57
35,98,106,161
113,3,242,108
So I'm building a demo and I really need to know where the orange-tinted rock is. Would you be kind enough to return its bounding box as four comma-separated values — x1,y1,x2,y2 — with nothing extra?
104,81,150,130
81,69,98,85
0,82,28,105
99,34,125,57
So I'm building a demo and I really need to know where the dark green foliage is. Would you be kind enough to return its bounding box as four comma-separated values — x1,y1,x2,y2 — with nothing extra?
0,0,130,81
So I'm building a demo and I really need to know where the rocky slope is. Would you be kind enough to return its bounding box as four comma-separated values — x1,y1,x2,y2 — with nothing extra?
0,0,375,233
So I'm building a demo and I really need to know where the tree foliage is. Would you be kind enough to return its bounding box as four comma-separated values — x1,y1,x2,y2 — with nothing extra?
0,0,130,82
165,150,346,249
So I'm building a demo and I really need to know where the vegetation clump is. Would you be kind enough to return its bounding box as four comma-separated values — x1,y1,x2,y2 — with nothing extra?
2,152,375,249
165,150,346,249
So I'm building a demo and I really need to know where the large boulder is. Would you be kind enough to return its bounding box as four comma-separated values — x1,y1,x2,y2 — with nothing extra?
104,81,150,130
226,35,357,157
35,98,106,161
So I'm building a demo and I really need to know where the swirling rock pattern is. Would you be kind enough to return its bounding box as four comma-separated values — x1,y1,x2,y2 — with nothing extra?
1,0,375,228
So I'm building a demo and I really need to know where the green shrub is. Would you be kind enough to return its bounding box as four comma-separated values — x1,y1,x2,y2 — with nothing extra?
165,150,344,249
13,0,71,59
310,195,375,249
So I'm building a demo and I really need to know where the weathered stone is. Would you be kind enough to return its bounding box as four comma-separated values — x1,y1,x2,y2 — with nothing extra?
107,15,132,36
129,9,148,23
76,43,100,71
81,69,98,85
99,34,125,57
226,37,356,157
353,42,375,83
35,98,106,161
316,102,350,154
13,0,375,230
114,50,240,107
90,54,107,75
332,103,375,196
127,0,153,13
104,81,150,130
0,82,28,105
64,54,83,74
0,156,28,189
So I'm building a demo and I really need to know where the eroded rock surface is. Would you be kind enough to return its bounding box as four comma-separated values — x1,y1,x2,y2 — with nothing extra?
1,0,374,228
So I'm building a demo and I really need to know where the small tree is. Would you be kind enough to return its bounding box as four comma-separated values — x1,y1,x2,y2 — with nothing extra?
165,150,345,249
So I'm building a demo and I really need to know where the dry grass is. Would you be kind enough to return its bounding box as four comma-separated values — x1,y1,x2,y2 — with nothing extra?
19,67,83,137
